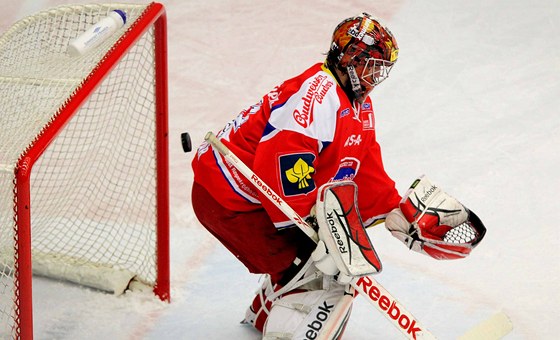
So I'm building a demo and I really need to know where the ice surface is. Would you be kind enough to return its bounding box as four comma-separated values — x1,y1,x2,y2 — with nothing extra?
2,0,559,339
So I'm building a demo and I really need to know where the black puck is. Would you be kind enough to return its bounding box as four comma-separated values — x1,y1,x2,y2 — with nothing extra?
181,132,192,153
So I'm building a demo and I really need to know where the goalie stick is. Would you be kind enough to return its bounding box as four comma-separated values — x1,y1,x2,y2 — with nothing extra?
204,131,512,340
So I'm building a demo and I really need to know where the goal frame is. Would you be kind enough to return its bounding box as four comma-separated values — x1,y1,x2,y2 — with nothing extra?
10,3,169,339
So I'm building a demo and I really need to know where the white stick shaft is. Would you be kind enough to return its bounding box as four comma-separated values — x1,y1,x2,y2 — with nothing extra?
204,131,435,339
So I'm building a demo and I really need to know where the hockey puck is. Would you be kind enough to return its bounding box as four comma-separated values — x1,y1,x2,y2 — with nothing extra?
181,132,192,153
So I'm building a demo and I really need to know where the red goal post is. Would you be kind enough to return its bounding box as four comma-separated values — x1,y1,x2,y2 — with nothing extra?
0,3,169,339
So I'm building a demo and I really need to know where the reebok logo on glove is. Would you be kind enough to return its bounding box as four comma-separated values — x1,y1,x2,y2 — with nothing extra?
419,184,438,203
326,211,348,254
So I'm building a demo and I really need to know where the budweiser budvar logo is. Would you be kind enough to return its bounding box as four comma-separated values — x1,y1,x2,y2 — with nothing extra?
293,74,333,128
355,276,423,339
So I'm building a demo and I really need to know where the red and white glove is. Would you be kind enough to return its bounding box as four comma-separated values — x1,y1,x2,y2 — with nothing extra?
385,175,486,260
311,181,382,283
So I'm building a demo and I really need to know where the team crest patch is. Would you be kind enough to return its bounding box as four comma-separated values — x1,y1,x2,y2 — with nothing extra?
332,157,361,181
279,153,316,196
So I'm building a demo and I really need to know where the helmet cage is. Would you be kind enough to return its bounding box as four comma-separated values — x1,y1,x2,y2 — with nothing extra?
361,57,394,88
343,42,395,88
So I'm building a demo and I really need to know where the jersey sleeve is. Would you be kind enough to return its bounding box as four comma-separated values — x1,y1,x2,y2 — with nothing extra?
354,138,401,227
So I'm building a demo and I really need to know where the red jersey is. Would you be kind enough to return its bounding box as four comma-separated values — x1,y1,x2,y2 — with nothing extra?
192,62,401,229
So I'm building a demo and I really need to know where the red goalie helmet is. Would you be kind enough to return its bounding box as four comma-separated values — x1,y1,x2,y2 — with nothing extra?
327,13,399,103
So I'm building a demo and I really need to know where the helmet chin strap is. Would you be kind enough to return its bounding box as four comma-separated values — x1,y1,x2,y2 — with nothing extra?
326,59,367,105
347,65,365,104
347,65,361,93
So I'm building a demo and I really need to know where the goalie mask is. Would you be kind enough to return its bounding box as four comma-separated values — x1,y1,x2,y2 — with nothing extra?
326,13,399,103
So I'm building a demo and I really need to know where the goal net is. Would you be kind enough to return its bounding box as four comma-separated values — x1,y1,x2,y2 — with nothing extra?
0,3,169,338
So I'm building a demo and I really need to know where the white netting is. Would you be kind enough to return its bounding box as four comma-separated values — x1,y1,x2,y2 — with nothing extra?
443,222,477,244
0,3,164,338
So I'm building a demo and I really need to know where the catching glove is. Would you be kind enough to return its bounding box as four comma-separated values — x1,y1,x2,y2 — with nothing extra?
385,175,486,259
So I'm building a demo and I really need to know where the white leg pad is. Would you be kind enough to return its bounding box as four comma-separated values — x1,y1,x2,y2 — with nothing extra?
263,282,352,340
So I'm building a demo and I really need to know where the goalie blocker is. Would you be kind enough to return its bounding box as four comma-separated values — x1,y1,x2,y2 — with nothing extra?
385,175,486,260
311,181,383,282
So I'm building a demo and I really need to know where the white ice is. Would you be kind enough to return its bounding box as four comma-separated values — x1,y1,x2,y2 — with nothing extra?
2,0,559,339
